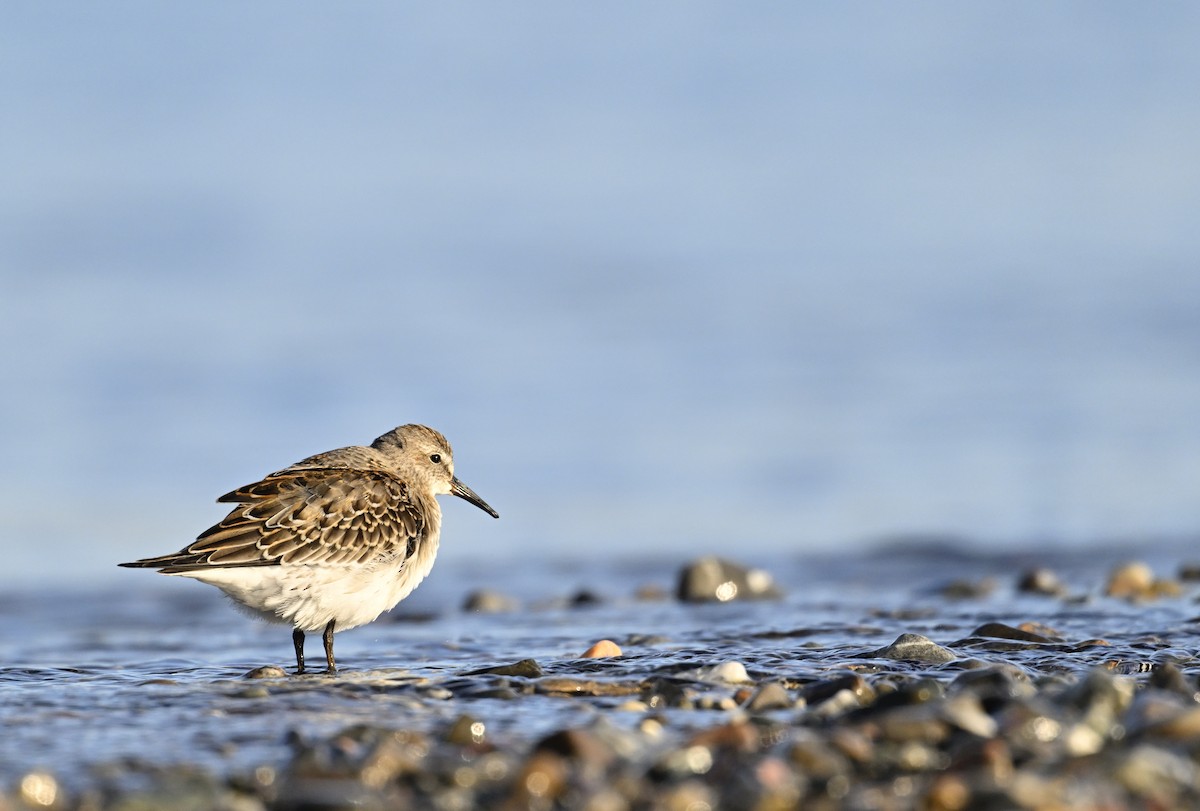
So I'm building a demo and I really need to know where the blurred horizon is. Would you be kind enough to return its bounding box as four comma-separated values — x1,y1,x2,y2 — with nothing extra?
3,4,1199,585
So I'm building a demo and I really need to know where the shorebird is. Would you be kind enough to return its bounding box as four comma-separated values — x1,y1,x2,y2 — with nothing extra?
120,424,498,674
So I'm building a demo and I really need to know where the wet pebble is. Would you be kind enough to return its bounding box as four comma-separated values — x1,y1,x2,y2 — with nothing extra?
462,589,520,613
1105,560,1182,600
35,555,1200,811
445,714,487,746
933,576,996,599
802,673,872,706
1017,566,1069,597
969,622,1057,643
691,660,751,684
19,771,60,808
744,681,793,712
580,639,623,658
463,658,544,678
867,633,957,664
244,665,288,679
676,556,782,602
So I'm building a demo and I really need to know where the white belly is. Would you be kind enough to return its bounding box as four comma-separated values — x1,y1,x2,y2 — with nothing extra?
175,546,437,632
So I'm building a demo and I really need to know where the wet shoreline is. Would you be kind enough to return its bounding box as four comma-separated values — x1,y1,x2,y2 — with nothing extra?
6,549,1200,809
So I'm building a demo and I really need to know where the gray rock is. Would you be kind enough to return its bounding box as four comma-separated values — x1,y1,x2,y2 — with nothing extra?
867,633,957,664
676,556,782,602
462,589,520,613
464,658,544,678
964,622,1058,644
745,681,793,712
1018,567,1069,597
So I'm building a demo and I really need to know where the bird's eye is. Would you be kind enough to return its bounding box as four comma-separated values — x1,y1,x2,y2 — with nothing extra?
429,453,442,464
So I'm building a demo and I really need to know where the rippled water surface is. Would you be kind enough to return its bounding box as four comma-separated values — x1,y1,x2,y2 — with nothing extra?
4,545,1200,794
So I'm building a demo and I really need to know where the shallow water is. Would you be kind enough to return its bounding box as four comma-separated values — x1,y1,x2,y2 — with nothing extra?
3,544,1200,795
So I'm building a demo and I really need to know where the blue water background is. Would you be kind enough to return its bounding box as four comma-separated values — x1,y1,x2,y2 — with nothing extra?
2,4,1199,585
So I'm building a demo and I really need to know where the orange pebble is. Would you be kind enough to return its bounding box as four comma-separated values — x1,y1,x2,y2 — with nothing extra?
581,639,622,658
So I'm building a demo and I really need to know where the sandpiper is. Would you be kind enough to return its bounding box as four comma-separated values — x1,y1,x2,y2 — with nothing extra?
120,424,498,674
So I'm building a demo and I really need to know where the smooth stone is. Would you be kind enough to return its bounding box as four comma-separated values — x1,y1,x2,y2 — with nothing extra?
969,622,1056,643
1124,688,1200,740
234,686,270,699
1106,560,1155,597
696,695,740,711
867,633,957,664
859,678,944,715
922,774,972,811
940,693,999,738
694,660,751,684
1017,567,1068,597
1140,705,1200,741
244,665,288,679
445,714,487,746
534,728,615,771
934,577,996,599
463,659,543,678
874,707,951,744
18,771,59,808
1016,620,1063,638
745,681,793,712
809,688,866,719
687,720,758,752
1067,668,1135,735
675,556,782,602
642,678,692,709
462,589,520,613
950,664,1035,702
1114,744,1196,800
788,731,852,778
802,673,871,706
1148,661,1195,696
1103,561,1180,599
580,639,623,659
569,589,604,607
510,751,568,804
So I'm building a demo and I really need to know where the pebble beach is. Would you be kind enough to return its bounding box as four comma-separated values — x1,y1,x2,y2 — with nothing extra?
6,547,1200,810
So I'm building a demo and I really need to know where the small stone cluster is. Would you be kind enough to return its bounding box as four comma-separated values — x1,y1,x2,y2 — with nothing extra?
7,557,1200,810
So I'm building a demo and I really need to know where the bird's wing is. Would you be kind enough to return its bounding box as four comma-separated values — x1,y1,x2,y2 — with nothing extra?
120,468,424,572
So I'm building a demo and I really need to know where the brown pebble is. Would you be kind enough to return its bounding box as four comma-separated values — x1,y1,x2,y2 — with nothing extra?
535,728,615,771
581,639,622,658
1106,561,1154,597
924,773,971,811
1104,561,1179,600
937,577,996,599
744,681,793,712
688,720,758,752
511,752,567,803
244,665,288,679
970,622,1054,643
1017,621,1062,638
1017,567,1067,597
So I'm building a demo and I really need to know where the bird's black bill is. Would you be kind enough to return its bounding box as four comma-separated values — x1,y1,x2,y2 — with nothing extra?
451,477,499,518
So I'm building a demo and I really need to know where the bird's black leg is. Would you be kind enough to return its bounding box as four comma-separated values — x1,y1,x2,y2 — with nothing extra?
323,619,337,674
293,627,306,674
